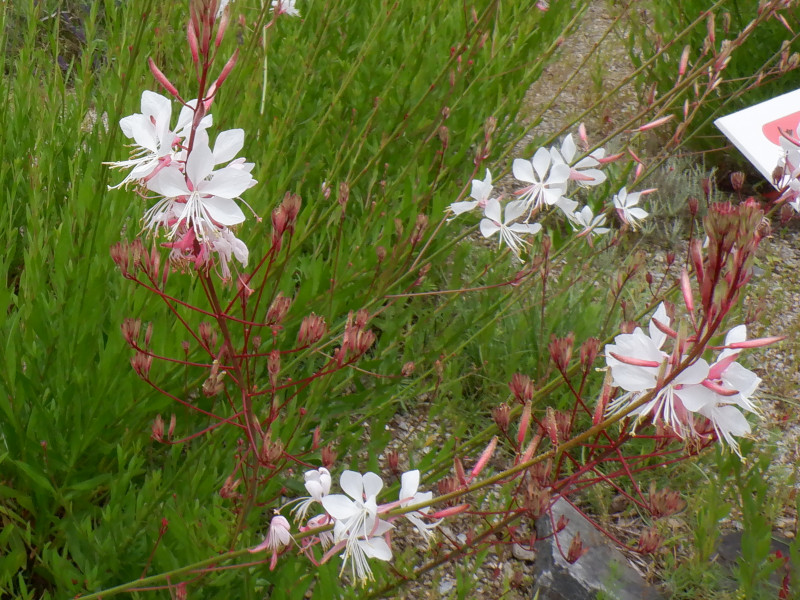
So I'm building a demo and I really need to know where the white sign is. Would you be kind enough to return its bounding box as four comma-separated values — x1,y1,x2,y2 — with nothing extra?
714,88,800,185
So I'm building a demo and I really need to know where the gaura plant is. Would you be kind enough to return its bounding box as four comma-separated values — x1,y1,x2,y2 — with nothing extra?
89,0,783,597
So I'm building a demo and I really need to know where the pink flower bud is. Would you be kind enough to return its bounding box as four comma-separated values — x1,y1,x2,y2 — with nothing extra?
431,504,470,519
678,45,691,77
151,415,164,441
148,58,181,99
213,49,239,91
298,314,327,346
492,403,511,433
466,436,497,484
268,350,281,388
509,373,534,403
637,526,662,554
121,318,141,345
266,292,293,326
566,532,588,563
131,351,153,378
517,401,531,447
321,444,337,469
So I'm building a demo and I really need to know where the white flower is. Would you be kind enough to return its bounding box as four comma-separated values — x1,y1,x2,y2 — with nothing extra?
479,198,542,259
605,304,710,433
613,187,649,229
679,325,762,455
250,514,293,570
105,91,177,189
550,134,607,187
271,0,300,17
251,514,292,554
208,227,249,280
322,471,393,584
449,169,493,217
512,147,571,213
398,470,440,542
570,206,610,238
291,467,333,522
143,129,256,240
304,513,335,550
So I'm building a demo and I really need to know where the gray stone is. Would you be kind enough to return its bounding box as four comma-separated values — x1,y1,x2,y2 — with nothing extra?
533,499,665,600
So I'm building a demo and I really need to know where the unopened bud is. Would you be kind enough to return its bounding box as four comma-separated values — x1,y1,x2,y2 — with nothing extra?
321,444,337,469
509,373,534,403
730,171,745,191
401,361,415,377
579,337,600,371
298,313,327,346
376,246,386,262
258,431,284,466
199,322,216,347
385,449,400,475
268,350,281,388
175,582,188,600
121,318,142,345
492,403,511,433
410,214,428,246
338,182,350,211
168,414,177,439
637,526,662,554
266,292,293,326
438,125,449,148
152,415,165,442
202,360,226,396
773,165,785,186
548,333,574,372
567,532,588,563
131,351,153,378
437,476,459,503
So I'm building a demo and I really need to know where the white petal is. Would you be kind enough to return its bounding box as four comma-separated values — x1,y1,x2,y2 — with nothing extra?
479,219,500,239
360,537,392,561
678,384,717,412
483,198,502,222
201,168,255,199
147,165,189,198
339,470,364,501
504,199,527,224
470,169,493,202
362,472,384,498
548,162,572,184
141,90,172,120
649,303,670,348
400,470,420,503
186,130,215,186
512,158,535,184
321,494,358,520
675,359,710,385
561,134,576,162
449,200,478,216
202,196,246,226
532,147,551,180
213,129,245,164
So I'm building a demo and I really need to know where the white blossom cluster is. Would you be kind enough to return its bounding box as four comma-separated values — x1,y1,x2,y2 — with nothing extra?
106,91,258,280
252,468,440,584
604,303,761,456
448,130,649,260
